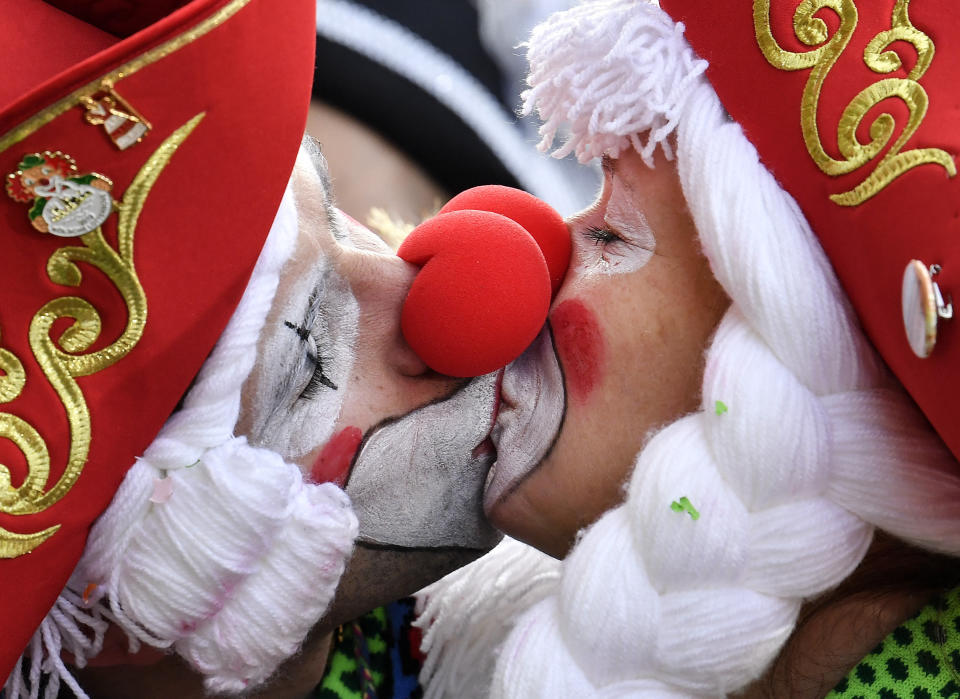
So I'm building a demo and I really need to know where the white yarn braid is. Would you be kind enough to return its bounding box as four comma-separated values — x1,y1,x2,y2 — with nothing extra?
420,2,960,697
5,178,359,698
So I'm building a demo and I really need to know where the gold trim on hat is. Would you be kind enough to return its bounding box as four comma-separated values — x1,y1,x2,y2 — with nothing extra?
754,0,956,206
0,114,204,558
0,0,251,153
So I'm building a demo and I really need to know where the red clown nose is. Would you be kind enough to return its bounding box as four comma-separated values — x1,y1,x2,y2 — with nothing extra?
398,186,570,378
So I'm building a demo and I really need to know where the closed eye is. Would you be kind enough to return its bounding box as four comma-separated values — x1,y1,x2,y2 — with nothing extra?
583,225,621,245
302,346,338,398
284,320,338,400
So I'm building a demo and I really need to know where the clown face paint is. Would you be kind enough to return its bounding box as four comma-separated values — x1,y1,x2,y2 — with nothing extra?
485,148,730,558
550,299,605,404
347,372,502,550
238,140,502,557
572,166,655,276
242,252,359,461
484,327,565,512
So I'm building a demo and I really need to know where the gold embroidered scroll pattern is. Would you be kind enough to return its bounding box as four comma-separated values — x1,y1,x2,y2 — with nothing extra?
0,114,204,558
754,0,955,206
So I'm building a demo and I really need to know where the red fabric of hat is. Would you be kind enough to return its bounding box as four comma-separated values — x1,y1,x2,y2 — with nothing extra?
661,0,960,459
0,0,314,682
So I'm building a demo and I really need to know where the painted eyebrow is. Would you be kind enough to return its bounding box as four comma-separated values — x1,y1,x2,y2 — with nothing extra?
302,135,333,197
270,274,329,409
301,135,344,239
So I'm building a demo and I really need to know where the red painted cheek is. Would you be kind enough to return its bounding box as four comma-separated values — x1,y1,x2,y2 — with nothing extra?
550,299,605,404
310,426,362,487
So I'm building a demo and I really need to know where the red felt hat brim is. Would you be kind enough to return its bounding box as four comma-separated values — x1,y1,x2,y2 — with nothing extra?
0,0,314,681
661,0,960,461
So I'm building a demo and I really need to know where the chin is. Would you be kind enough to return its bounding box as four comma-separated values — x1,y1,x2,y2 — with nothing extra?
485,489,572,560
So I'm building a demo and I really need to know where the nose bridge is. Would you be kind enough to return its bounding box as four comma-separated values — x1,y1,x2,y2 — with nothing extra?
346,251,431,377
371,251,418,308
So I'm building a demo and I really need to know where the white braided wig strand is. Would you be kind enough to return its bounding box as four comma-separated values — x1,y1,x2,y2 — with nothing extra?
5,169,359,699
418,1,960,697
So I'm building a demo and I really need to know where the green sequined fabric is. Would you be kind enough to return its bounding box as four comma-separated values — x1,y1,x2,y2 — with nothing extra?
828,586,960,699
313,598,424,699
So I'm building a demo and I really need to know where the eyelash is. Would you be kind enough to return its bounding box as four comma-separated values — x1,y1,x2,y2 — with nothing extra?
284,320,338,400
301,349,338,400
583,225,621,246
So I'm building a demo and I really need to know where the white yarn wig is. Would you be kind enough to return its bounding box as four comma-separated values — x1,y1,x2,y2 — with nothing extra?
416,1,960,697
4,161,359,699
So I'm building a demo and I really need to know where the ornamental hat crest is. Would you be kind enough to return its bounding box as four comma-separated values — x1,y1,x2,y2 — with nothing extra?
6,150,114,236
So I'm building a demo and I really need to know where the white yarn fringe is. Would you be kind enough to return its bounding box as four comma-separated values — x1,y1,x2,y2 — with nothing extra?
414,538,560,699
420,2,960,697
3,588,110,699
5,178,359,697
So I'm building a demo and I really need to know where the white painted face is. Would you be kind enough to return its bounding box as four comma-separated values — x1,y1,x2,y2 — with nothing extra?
571,170,656,276
241,218,360,463
237,139,501,551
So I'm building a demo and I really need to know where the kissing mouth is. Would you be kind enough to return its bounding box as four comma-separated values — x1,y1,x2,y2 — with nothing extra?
472,371,504,460
345,372,503,550
483,326,566,513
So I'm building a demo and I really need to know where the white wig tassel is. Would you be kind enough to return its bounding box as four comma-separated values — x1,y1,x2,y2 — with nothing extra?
5,177,359,697
420,2,960,697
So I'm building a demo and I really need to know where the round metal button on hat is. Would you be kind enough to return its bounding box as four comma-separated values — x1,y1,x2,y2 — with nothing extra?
902,260,953,358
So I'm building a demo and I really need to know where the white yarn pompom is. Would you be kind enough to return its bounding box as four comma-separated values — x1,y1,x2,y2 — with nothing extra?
522,0,706,165
79,438,356,693
7,175,359,698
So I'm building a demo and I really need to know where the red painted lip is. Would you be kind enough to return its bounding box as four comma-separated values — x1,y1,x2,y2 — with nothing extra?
310,426,363,487
472,437,495,459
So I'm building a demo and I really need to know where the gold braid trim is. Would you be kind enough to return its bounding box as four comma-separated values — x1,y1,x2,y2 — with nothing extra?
754,0,955,206
0,114,204,558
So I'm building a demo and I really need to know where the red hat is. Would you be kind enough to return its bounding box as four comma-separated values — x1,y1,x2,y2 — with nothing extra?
0,0,314,684
659,0,960,458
